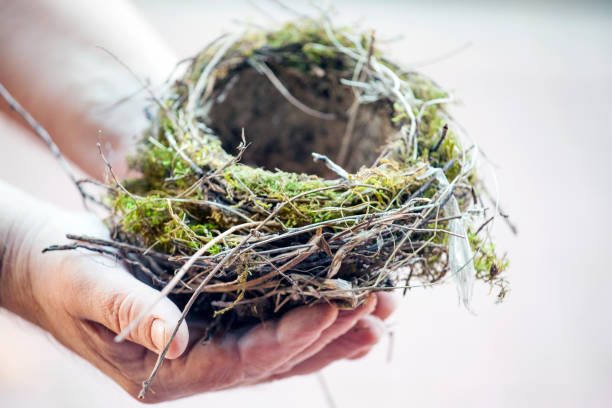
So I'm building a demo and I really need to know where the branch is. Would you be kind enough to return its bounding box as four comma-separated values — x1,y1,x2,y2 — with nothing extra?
0,83,90,207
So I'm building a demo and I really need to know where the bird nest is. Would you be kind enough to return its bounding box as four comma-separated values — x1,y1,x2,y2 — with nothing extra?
51,19,509,338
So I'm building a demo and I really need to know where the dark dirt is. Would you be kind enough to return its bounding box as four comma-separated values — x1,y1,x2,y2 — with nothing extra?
207,63,398,177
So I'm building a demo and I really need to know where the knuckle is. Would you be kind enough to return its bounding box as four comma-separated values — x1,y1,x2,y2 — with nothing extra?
110,290,156,349
105,291,141,334
104,292,128,334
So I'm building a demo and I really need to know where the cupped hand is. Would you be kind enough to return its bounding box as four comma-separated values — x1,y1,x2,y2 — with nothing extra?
1,203,396,403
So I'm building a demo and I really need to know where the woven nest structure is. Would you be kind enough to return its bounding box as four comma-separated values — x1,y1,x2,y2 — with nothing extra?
53,19,509,340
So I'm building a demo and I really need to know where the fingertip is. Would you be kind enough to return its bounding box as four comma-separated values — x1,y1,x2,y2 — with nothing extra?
348,315,385,348
362,293,378,314
161,319,189,359
373,292,398,320
277,302,338,346
236,303,339,377
330,295,377,328
148,298,189,359
260,315,386,380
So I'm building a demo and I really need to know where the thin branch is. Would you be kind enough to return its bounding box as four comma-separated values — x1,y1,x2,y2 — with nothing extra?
430,124,449,154
312,153,349,179
138,228,257,399
336,30,375,166
316,372,338,408
0,83,90,207
115,221,260,343
249,59,336,120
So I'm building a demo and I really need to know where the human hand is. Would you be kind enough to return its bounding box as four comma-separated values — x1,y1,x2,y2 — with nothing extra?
0,0,178,179
0,187,396,403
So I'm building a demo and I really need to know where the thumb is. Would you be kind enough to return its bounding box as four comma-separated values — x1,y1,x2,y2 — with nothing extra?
62,254,189,359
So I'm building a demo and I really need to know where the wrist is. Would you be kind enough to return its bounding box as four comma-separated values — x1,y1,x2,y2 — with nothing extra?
0,200,42,324
0,182,66,328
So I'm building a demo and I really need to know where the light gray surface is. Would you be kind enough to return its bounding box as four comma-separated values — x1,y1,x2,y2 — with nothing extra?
1,1,611,406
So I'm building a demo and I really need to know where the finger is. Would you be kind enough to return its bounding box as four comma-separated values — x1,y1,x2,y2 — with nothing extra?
270,295,377,375
373,292,398,320
61,255,189,359
347,347,372,360
171,302,338,393
263,314,385,382
237,302,338,378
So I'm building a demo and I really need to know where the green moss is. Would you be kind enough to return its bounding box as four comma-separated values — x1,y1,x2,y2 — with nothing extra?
468,229,510,301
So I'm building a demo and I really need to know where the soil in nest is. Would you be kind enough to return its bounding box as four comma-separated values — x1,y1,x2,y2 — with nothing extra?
209,62,396,176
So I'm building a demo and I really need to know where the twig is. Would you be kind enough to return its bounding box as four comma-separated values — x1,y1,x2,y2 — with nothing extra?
187,34,240,115
115,221,260,343
138,229,257,399
163,130,204,175
316,372,338,408
312,153,349,179
96,136,137,199
408,145,476,202
98,44,215,190
336,30,375,166
430,124,449,154
42,243,117,258
387,329,395,363
249,59,336,120
409,41,473,68
481,184,518,235
0,83,90,207
63,234,170,260
474,216,495,235
268,0,311,19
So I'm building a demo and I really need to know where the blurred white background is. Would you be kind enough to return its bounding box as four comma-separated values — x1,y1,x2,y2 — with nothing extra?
1,0,611,406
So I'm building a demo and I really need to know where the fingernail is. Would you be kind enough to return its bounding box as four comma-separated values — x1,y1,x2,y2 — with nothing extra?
151,319,167,351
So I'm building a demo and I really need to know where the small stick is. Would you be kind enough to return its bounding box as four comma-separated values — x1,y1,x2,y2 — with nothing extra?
409,41,473,68
481,185,518,235
0,83,89,206
387,329,395,363
187,35,240,115
163,130,204,175
430,124,448,154
250,59,336,120
96,45,198,176
124,254,166,286
63,234,170,260
96,135,137,199
336,30,375,166
316,372,338,408
408,145,475,201
115,221,260,343
138,230,257,399
474,215,495,235
42,243,117,258
312,153,349,179
268,0,310,19
246,0,279,23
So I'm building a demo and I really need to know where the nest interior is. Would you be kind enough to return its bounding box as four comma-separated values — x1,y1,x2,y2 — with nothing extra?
209,61,396,176
55,20,509,335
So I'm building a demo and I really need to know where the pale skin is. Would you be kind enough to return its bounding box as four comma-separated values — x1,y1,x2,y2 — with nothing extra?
0,0,396,403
